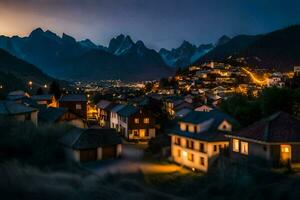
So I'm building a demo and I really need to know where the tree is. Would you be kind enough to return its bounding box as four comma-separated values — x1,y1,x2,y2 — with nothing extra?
48,81,61,100
36,87,44,95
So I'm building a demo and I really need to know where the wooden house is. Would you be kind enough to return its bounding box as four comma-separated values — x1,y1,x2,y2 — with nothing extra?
226,112,300,166
59,94,87,119
0,100,38,125
60,128,122,162
117,105,156,141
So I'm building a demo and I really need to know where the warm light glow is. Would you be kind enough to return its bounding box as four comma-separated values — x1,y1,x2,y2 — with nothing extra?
241,142,248,155
182,151,187,157
28,81,33,86
242,68,268,85
233,139,239,152
44,84,47,88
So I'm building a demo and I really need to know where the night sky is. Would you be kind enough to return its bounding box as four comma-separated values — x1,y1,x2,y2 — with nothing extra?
1,0,300,50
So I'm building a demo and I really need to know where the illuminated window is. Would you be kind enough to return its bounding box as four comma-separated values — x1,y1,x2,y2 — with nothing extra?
144,118,150,124
200,157,205,166
281,145,290,153
177,149,181,157
188,153,194,162
241,142,248,155
233,139,239,152
134,118,139,124
76,104,82,110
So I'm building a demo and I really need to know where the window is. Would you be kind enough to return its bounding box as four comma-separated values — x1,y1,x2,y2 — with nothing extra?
25,113,31,121
213,145,217,152
194,126,197,133
200,143,205,153
281,145,290,153
145,130,149,136
144,118,150,124
186,140,194,149
76,104,82,110
177,149,181,157
200,157,205,166
134,118,139,124
133,130,139,136
233,139,239,152
188,153,194,162
186,125,189,131
241,142,248,155
175,137,181,145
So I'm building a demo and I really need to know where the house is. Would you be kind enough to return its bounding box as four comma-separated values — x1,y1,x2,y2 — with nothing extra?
0,100,38,125
60,128,122,162
110,104,126,132
169,110,238,172
96,100,114,127
175,108,192,118
59,94,87,119
117,105,156,141
6,90,30,103
164,96,192,118
31,94,58,107
226,112,300,166
38,107,86,128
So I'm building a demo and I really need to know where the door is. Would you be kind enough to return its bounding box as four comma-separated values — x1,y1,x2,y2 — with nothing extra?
280,144,292,163
80,149,97,162
139,129,146,138
102,146,117,159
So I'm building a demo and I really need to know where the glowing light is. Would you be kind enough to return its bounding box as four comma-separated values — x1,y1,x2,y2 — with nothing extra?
28,81,33,86
182,151,187,157
242,68,268,85
44,84,48,88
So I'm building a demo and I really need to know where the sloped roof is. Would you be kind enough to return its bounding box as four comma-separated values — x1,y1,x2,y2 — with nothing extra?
0,101,37,115
117,105,138,117
228,112,300,143
60,94,87,102
96,100,111,109
60,128,122,150
39,107,68,123
111,104,126,113
31,95,53,101
168,110,239,142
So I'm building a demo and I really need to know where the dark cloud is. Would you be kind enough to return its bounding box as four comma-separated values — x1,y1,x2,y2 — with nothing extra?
1,0,300,49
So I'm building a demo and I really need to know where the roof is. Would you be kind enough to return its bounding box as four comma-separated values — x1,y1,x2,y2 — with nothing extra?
117,105,139,117
60,94,87,102
0,101,37,115
31,95,53,101
96,100,111,109
111,104,126,113
39,107,68,123
60,128,122,150
180,110,237,125
227,112,300,143
167,110,239,142
175,108,192,118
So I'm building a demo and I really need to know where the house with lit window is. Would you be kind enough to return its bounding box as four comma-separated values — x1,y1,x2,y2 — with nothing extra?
96,100,117,128
117,105,156,141
226,112,300,166
31,94,58,107
110,104,126,132
169,110,239,172
59,94,87,120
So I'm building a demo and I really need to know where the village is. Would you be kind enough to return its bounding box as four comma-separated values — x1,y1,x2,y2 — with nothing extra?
1,62,300,176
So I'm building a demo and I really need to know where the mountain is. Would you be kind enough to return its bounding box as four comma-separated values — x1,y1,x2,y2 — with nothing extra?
195,25,300,71
0,29,172,81
0,48,57,94
194,35,262,64
159,41,214,68
216,35,231,46
232,25,300,71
